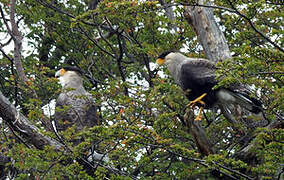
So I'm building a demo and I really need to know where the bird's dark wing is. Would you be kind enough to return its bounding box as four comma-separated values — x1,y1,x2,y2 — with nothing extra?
54,93,72,131
54,92,99,132
84,93,100,127
180,59,217,90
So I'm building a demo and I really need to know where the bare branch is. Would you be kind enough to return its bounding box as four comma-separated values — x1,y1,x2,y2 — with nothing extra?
77,25,116,58
184,108,214,156
0,48,14,63
184,0,232,62
249,71,284,76
0,91,63,150
9,0,28,84
0,5,13,38
117,33,129,96
0,37,13,49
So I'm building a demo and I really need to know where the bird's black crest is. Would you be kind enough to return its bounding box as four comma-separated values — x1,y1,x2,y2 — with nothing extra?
157,51,172,59
158,50,178,59
63,66,83,75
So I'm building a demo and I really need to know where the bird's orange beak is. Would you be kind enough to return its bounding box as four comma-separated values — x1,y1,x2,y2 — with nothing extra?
60,69,66,76
55,68,66,77
156,58,165,65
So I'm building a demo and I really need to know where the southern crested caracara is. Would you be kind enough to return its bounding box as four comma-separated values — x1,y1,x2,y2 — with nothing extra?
54,66,99,132
156,51,264,122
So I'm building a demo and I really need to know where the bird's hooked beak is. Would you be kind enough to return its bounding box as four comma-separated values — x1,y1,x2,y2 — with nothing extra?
55,68,66,78
156,58,165,65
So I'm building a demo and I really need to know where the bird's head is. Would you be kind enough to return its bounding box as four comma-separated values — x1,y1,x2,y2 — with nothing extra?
156,51,178,65
55,66,83,77
55,66,83,87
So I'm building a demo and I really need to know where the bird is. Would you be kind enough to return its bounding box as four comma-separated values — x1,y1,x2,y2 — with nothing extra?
54,66,99,132
54,66,110,164
156,51,264,123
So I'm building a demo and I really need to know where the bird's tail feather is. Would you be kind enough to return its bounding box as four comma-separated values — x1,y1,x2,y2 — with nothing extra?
227,91,263,114
217,89,267,126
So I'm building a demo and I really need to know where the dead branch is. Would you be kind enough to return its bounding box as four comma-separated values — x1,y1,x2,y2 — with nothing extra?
9,0,28,84
184,0,232,63
184,108,214,156
0,91,63,150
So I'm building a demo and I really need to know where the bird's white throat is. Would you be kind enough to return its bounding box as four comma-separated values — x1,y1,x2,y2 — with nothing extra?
61,71,84,90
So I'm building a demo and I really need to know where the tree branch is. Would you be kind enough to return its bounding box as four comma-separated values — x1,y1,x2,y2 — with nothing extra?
178,1,284,53
0,90,63,150
226,0,284,53
183,108,214,156
235,118,283,161
158,0,178,32
184,0,232,63
9,0,28,84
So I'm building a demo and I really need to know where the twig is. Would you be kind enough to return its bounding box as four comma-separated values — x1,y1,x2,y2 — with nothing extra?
0,37,13,49
249,71,284,76
116,33,129,96
226,0,284,53
167,148,254,180
77,25,116,58
0,5,13,39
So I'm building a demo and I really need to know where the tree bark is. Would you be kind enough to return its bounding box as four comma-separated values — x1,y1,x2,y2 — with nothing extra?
184,0,231,63
184,109,214,156
10,0,28,84
0,91,63,150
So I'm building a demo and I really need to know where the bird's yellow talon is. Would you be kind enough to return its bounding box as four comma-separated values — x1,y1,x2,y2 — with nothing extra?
187,93,207,108
186,94,207,121
194,107,204,121
194,116,202,121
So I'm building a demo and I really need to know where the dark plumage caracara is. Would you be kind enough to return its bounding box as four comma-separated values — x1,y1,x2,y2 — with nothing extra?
156,51,264,122
54,66,99,132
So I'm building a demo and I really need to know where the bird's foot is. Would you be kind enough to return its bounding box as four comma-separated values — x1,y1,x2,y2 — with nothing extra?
194,107,204,121
186,93,207,108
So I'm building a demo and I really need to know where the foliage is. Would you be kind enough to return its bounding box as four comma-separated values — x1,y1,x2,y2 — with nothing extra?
0,0,283,179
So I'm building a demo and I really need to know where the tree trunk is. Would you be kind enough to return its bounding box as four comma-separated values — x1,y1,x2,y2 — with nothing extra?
184,1,231,63
181,0,232,156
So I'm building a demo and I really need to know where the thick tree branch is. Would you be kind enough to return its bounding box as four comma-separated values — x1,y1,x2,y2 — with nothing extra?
184,0,232,63
183,108,214,156
9,0,28,84
0,91,63,150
